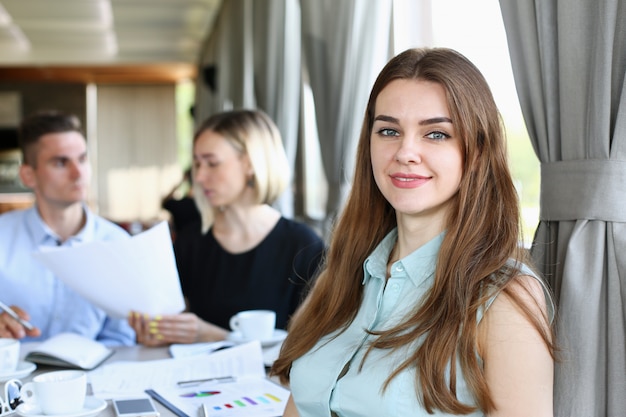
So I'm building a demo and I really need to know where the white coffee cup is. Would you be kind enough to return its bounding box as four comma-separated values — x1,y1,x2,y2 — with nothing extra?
20,370,87,415
0,338,20,373
229,309,276,341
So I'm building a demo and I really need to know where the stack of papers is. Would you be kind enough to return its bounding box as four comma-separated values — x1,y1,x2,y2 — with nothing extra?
88,342,289,417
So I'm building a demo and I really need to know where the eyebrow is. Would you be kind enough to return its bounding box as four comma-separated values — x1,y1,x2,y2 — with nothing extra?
373,115,453,125
419,116,453,126
195,152,217,159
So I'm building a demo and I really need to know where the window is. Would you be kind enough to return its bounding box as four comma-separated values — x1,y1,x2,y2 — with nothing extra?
431,0,540,246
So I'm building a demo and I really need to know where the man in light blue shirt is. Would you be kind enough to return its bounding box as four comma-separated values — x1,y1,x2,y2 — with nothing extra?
0,110,135,346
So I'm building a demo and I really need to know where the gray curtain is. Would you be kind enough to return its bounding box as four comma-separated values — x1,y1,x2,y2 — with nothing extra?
299,0,394,228
499,1,626,416
194,0,301,217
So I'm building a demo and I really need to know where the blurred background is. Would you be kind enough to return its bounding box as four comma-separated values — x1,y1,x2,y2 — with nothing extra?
0,0,539,243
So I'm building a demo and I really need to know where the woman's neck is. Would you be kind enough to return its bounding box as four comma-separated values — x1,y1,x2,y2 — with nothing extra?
211,204,281,253
394,214,445,260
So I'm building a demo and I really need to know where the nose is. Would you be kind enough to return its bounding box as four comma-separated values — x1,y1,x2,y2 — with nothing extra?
194,164,208,184
394,137,422,165
68,160,83,179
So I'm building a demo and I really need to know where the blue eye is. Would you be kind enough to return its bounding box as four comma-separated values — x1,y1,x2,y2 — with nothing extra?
426,131,450,141
377,128,399,137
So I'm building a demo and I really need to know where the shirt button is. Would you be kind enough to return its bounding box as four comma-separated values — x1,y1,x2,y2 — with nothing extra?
395,265,404,272
390,283,400,291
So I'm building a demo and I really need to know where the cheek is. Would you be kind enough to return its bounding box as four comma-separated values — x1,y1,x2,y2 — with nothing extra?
446,153,464,188
370,142,394,170
370,150,385,184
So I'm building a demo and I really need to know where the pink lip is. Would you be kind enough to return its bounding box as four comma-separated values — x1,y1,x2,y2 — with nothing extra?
389,173,431,189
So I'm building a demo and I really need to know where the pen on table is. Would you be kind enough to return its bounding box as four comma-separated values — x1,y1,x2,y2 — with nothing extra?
177,376,236,387
0,300,34,331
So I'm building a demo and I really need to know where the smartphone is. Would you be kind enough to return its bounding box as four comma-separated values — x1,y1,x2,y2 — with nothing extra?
112,398,160,417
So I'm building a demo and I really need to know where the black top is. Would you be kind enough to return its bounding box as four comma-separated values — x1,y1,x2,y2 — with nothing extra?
162,197,201,235
174,217,325,330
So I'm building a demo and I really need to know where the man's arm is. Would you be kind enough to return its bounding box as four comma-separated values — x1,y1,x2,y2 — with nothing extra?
96,316,137,346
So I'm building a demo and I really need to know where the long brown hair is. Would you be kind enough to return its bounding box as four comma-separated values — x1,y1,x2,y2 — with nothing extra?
272,48,554,414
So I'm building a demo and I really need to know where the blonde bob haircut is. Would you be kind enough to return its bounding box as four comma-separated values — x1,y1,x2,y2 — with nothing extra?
192,109,291,232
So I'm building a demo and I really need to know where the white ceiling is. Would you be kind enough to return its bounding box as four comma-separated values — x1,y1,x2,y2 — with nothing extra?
0,0,222,66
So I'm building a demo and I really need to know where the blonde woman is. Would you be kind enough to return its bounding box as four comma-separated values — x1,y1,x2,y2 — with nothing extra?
272,48,556,417
130,109,324,345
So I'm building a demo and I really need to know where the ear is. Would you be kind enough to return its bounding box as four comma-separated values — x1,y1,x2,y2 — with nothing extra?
242,154,254,177
19,164,36,189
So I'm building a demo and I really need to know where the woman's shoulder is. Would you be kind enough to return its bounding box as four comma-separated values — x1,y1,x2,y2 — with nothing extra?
482,260,554,324
172,220,206,249
276,217,324,244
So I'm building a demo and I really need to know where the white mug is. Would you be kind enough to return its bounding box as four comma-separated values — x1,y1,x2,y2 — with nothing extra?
0,338,20,373
20,370,87,415
229,310,276,341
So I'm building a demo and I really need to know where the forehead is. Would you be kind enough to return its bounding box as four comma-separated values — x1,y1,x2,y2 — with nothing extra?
194,130,241,156
36,131,87,158
375,79,450,119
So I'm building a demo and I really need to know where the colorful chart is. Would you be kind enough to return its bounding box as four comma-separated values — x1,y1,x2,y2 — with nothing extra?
180,391,221,398
210,393,282,411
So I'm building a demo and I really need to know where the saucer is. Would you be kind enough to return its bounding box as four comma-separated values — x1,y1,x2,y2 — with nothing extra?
16,397,107,417
0,361,36,382
227,329,288,347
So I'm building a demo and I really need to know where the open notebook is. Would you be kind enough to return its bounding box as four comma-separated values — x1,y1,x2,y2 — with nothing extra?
25,333,114,370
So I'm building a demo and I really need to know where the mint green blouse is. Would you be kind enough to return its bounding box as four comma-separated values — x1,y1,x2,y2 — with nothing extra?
289,229,550,417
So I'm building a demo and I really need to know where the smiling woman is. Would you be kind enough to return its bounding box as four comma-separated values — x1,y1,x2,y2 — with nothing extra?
370,79,463,243
272,47,555,417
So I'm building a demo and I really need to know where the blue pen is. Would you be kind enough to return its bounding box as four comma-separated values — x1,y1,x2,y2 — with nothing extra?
0,300,34,330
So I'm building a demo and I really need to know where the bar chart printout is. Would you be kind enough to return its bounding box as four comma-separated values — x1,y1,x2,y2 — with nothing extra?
164,377,289,417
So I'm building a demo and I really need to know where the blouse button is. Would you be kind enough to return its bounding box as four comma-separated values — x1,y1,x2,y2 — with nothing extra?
395,265,404,272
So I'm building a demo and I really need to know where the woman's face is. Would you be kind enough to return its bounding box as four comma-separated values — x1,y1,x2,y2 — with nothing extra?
193,129,252,208
370,78,463,225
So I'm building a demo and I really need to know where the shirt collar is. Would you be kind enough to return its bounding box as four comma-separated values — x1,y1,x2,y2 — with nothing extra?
25,204,94,247
363,228,445,287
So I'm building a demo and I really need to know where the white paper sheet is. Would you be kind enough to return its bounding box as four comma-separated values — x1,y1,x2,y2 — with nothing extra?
169,341,236,358
32,221,185,318
88,341,267,398
159,376,289,417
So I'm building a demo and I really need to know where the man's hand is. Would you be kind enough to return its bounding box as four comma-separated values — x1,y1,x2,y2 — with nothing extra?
0,305,41,339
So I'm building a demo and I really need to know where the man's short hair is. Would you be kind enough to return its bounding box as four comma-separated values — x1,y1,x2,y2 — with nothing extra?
19,110,84,166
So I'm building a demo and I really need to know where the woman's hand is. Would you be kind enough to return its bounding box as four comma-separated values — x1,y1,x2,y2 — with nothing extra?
0,305,41,339
129,311,228,346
